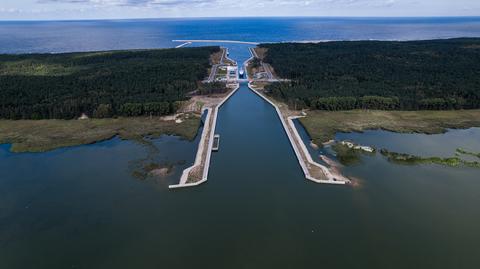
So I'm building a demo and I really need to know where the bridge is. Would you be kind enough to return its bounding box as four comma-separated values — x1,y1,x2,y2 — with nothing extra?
173,39,260,45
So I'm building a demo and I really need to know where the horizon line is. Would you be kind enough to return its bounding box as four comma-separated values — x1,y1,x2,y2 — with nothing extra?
1,15,480,23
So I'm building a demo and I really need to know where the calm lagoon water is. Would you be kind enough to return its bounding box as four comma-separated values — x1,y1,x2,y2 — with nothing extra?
1,18,480,268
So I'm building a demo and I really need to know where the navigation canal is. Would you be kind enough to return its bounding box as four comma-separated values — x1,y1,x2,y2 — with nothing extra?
1,45,480,269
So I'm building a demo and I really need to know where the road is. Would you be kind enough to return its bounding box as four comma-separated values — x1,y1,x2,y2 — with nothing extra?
207,47,227,82
249,47,277,82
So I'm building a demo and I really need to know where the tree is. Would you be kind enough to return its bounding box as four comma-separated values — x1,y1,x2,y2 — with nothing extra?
93,104,113,118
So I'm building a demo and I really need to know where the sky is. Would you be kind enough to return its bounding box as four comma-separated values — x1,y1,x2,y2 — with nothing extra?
0,0,479,20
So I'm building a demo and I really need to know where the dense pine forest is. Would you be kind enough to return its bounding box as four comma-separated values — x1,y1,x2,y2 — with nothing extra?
0,46,219,119
260,38,480,110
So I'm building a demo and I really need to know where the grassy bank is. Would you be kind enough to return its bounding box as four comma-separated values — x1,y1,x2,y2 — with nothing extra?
0,115,200,153
299,110,480,145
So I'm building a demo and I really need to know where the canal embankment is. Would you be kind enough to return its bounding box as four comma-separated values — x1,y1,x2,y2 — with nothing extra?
169,84,240,189
248,83,350,185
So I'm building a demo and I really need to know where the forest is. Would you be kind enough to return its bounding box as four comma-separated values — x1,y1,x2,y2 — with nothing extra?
0,46,219,119
260,38,480,110
197,81,229,95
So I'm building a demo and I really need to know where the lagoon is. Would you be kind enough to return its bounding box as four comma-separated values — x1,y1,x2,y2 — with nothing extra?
1,18,480,268
2,80,480,269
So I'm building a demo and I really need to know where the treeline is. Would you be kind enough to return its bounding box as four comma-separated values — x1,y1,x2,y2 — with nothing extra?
285,95,467,111
260,39,480,110
197,82,228,95
313,96,399,110
0,46,219,119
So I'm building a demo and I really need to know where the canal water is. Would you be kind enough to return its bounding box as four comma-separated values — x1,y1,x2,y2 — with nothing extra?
1,45,480,269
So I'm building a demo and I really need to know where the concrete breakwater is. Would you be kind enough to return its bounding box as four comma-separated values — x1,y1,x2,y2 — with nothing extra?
169,85,239,189
248,84,350,185
173,39,260,45
175,42,192,48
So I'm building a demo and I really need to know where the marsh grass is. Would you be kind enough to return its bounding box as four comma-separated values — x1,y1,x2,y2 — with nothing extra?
0,115,200,153
300,110,480,145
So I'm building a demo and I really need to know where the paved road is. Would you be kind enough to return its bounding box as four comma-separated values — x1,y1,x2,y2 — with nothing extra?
249,47,277,81
207,48,227,82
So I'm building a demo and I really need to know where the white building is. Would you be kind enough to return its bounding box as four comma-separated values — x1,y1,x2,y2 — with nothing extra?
227,66,238,81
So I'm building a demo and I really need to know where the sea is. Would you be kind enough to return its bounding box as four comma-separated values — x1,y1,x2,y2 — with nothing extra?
1,17,480,53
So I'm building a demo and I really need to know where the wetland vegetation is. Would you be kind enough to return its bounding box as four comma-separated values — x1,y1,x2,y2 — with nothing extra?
330,134,480,169
331,142,375,165
456,148,480,159
0,115,200,153
299,110,480,145
380,149,480,168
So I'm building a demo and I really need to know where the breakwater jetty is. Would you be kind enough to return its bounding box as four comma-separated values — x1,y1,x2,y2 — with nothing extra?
175,42,192,48
173,39,260,45
169,85,239,189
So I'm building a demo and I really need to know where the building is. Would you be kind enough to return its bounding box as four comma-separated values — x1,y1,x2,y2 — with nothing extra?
227,66,238,81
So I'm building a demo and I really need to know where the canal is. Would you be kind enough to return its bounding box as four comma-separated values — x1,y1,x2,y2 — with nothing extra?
1,45,480,269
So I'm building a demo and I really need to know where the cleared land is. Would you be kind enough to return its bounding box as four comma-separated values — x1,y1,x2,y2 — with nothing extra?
0,115,200,153
299,110,480,145
210,49,224,65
